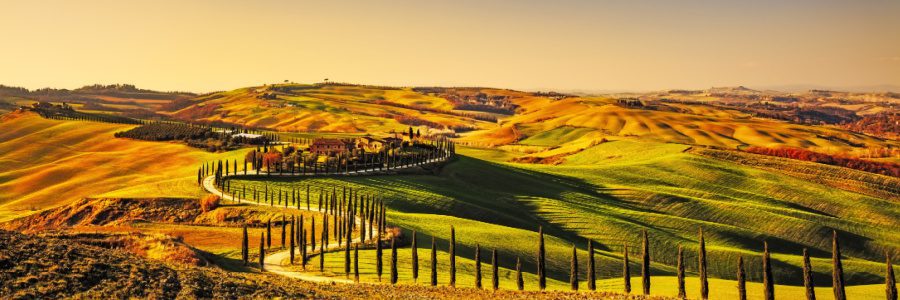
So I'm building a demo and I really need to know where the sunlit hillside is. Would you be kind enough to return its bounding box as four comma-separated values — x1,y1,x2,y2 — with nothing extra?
0,111,244,222
167,84,509,134
459,95,899,162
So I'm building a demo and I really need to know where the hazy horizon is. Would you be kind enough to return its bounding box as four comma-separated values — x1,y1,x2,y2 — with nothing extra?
2,0,898,93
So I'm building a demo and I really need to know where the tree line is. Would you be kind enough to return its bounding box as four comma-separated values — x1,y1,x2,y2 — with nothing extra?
237,184,389,273
237,216,898,299
117,122,275,152
198,137,455,185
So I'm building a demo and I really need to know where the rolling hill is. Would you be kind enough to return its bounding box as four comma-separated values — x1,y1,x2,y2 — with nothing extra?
459,94,899,162
0,111,246,222
0,82,896,299
166,84,508,134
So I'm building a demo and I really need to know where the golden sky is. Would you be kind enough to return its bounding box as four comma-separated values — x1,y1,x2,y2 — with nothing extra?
1,0,898,92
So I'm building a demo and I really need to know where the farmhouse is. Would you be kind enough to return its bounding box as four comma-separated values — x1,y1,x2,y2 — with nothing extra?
355,136,385,151
310,138,354,155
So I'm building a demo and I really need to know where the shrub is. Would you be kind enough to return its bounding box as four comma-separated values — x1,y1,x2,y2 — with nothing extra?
744,146,899,177
200,194,220,212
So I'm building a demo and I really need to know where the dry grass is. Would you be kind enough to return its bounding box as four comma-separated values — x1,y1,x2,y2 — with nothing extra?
459,96,899,160
0,111,246,222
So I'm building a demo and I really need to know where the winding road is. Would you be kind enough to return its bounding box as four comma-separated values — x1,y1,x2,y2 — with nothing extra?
201,153,451,283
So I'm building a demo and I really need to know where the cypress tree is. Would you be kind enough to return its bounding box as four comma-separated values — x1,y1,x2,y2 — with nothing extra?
301,228,307,269
259,233,266,271
538,226,546,290
345,218,351,276
354,244,360,283
623,244,631,294
380,201,386,237
310,216,316,252
319,231,326,271
411,230,419,283
360,208,367,245
376,232,383,281
642,230,650,295
267,219,272,249
242,224,249,265
699,228,709,300
297,216,303,256
390,237,398,284
677,245,685,299
289,216,295,264
763,241,774,300
450,225,456,287
516,256,524,291
803,248,816,300
324,216,329,248
738,256,747,300
887,251,897,300
431,236,438,286
281,215,286,249
571,243,578,291
492,249,499,291
588,239,596,291
833,230,846,300
475,244,482,289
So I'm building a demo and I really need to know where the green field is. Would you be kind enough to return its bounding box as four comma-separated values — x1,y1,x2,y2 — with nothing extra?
231,141,899,292
518,126,596,146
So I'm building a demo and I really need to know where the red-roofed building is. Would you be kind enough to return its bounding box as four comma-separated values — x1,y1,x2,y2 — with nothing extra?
310,138,354,155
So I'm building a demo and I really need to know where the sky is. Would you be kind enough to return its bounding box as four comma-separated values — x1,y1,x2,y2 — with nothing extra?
1,0,898,93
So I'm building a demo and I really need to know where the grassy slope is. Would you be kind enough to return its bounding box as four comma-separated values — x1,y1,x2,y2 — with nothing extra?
232,143,898,291
0,112,245,222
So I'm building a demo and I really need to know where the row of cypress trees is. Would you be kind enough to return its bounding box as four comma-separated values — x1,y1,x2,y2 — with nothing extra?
534,228,896,300
197,137,455,185
341,225,899,299
228,185,895,298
